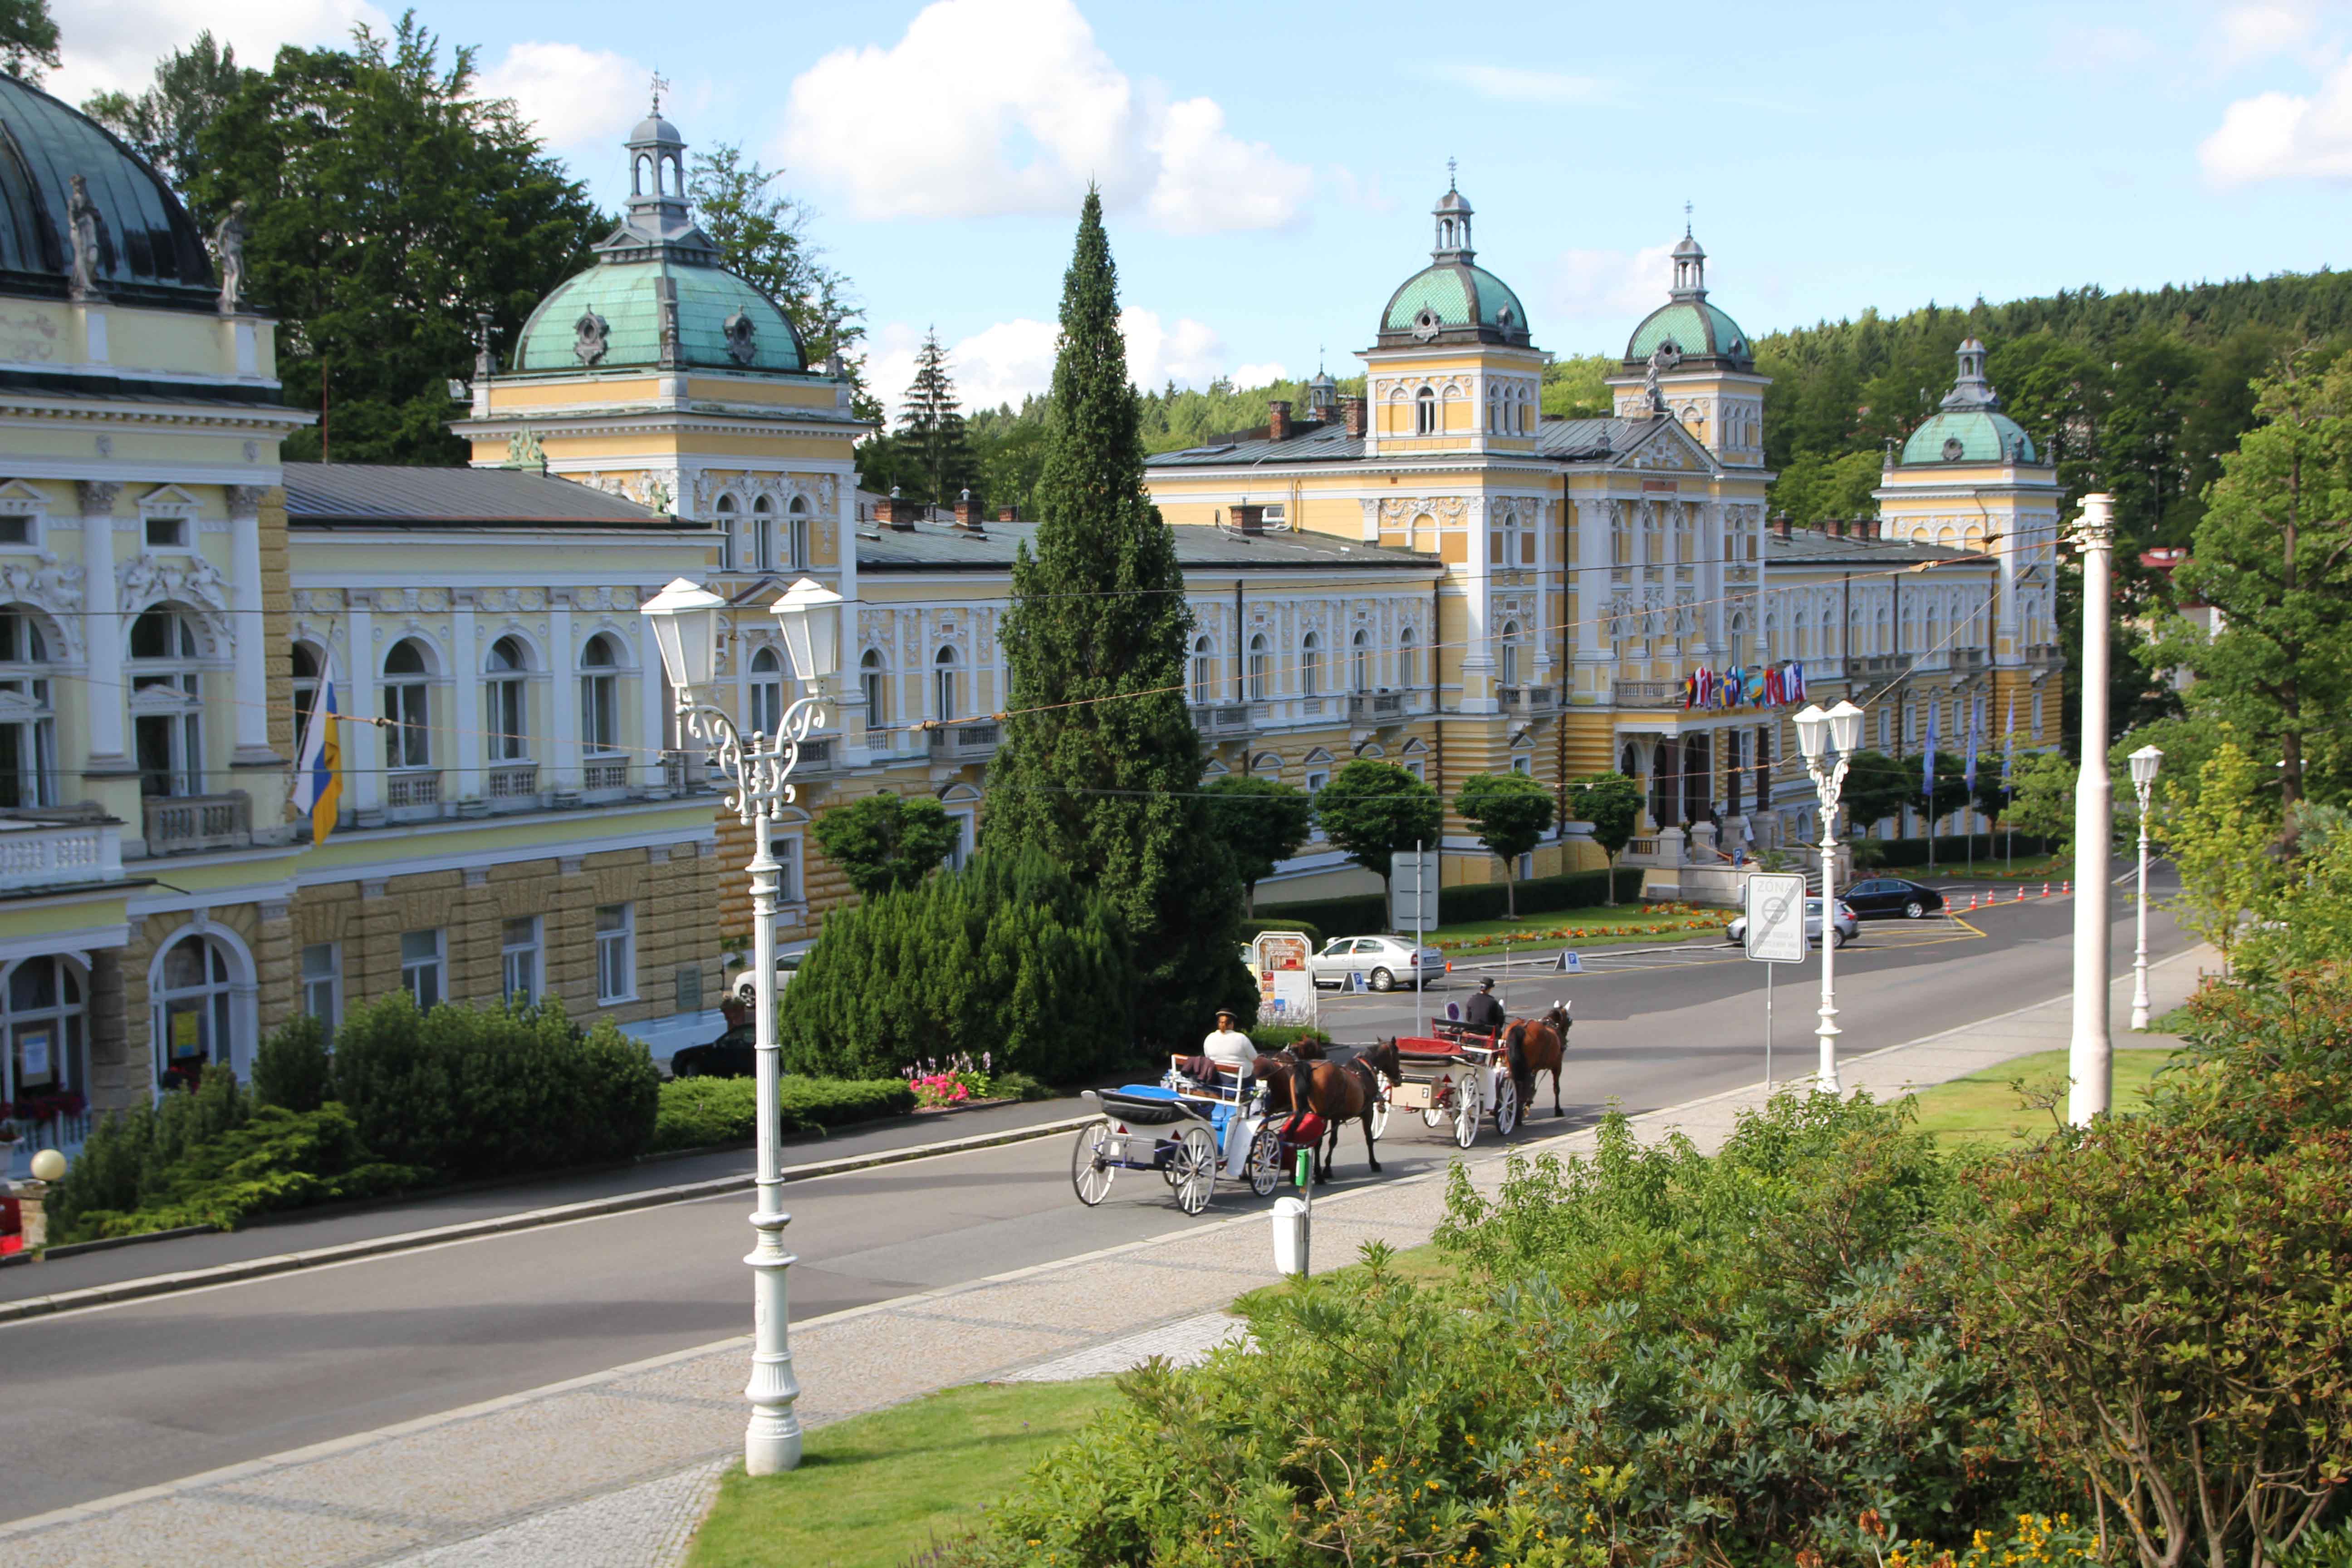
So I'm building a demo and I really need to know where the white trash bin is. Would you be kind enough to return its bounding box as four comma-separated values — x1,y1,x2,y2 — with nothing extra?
1271,1195,1310,1277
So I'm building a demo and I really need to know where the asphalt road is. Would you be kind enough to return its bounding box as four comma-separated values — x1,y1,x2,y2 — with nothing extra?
0,878,2188,1524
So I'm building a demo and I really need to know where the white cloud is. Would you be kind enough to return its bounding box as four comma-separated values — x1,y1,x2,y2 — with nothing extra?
1549,242,1676,326
476,42,648,171
867,309,1252,414
2215,2,2326,65
1327,164,1396,213
1230,362,1288,388
2200,51,2352,181
49,0,385,105
1436,64,1612,103
778,0,1310,233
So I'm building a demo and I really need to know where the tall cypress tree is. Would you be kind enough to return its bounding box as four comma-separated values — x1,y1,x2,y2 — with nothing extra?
897,327,974,505
988,190,1251,1047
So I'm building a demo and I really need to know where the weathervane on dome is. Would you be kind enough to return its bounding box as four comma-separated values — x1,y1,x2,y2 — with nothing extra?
1684,199,1693,237
1447,156,1458,190
650,70,670,115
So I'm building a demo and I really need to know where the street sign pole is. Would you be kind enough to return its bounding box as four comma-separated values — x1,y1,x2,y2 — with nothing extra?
1744,872,1809,1092
1415,838,1425,1038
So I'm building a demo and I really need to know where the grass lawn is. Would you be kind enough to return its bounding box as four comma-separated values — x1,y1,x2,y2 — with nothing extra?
685,1379,1118,1568
1429,904,1728,956
1872,852,2067,882
1906,1046,2176,1147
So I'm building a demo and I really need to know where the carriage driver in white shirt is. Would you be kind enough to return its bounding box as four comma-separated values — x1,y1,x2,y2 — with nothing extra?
1201,1009,1255,1083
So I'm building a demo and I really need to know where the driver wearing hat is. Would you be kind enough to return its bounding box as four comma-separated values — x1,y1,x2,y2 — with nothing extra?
1461,975,1507,1037
1201,1008,1255,1079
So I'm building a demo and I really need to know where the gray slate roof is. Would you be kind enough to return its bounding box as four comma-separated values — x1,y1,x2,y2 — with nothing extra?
1766,527,1977,568
1142,414,1673,469
282,464,688,528
856,512,1439,574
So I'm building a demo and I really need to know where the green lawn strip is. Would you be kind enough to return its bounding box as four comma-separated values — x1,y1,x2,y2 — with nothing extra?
685,1380,1119,1568
1906,1045,2176,1147
1427,905,1727,956
1869,853,2067,882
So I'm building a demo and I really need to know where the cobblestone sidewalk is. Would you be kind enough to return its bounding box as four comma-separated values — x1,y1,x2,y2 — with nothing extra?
2,950,2210,1568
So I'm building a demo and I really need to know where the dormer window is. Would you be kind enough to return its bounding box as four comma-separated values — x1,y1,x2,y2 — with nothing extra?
0,516,30,548
146,515,188,549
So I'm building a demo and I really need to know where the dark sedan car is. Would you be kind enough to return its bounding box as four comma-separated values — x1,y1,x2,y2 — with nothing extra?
1840,877,1946,920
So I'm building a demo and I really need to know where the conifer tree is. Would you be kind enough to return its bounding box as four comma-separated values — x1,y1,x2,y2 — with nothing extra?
988,190,1252,1047
897,328,975,505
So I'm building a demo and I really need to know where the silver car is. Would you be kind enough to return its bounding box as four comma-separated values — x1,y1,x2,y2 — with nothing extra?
1724,897,1859,949
1308,935,1443,991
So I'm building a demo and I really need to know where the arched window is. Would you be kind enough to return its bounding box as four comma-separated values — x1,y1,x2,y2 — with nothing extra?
860,648,887,726
1500,506,1521,566
1485,383,1502,433
1191,636,1215,704
129,607,203,798
752,496,775,572
1925,603,1944,657
1398,626,1419,690
1300,630,1321,698
1499,620,1521,688
1794,611,1812,661
1415,385,1437,436
1728,613,1747,667
289,641,322,750
1350,628,1370,694
787,495,811,569
383,638,433,771
1873,605,1891,654
0,607,56,808
5,955,85,1110
933,646,959,721
1248,633,1270,701
1621,743,1641,780
153,930,236,1083
713,495,738,571
580,634,622,754
749,646,784,736
485,636,529,760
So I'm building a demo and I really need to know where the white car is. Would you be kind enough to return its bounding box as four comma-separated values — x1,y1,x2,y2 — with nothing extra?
1307,935,1443,992
1724,898,1859,949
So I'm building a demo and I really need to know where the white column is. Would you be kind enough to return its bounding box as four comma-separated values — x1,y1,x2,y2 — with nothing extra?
77,483,127,764
549,594,578,794
451,594,481,803
346,596,380,816
225,488,275,764
2068,495,2115,1126
834,469,860,746
639,617,668,791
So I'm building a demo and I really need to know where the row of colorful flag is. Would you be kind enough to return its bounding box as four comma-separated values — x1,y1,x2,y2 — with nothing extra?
1681,662,1811,711
1923,692,2022,798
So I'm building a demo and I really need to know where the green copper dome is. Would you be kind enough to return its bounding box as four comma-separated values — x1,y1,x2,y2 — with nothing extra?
1625,299,1751,366
1896,339,2037,465
514,260,803,373
1375,178,1534,348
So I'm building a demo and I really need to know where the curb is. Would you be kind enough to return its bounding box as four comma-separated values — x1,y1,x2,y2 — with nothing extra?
0,1113,1094,1328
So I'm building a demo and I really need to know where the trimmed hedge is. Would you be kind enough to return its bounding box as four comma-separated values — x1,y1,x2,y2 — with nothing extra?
1257,865,1648,938
1237,914,1323,949
652,1076,918,1152
1857,832,2055,868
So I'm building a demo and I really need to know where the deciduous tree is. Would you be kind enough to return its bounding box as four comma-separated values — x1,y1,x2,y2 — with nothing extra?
1312,760,1441,902
1572,771,1642,906
811,792,960,899
1202,775,1313,915
0,0,58,85
1455,772,1556,918
2162,738,2282,973
81,31,256,186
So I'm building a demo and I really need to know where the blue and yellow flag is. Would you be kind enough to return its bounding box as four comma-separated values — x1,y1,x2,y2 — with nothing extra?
292,664,342,844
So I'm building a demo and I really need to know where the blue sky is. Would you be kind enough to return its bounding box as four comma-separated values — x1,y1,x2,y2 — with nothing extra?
54,0,2352,412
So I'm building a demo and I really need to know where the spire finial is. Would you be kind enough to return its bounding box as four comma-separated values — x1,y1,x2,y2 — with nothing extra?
1447,156,1458,191
650,70,669,115
1684,199,1693,237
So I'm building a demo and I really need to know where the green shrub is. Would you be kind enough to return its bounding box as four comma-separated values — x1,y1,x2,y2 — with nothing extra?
1247,891,1385,940
2150,970,2352,1149
253,1014,331,1112
50,1063,263,1235
1255,867,1646,937
1235,913,1321,949
1245,1023,1330,1055
651,1075,918,1152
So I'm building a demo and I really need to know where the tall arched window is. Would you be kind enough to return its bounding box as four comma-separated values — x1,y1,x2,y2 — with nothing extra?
1191,636,1215,703
1300,631,1321,698
786,495,811,569
861,648,887,726
4,955,85,1110
752,495,776,571
580,634,621,754
713,494,738,571
749,646,784,735
1398,626,1419,690
289,641,322,751
153,931,236,1082
1500,507,1521,566
1485,383,1502,433
1415,385,1437,436
1248,633,1270,701
1925,603,1944,657
933,646,959,721
129,607,203,797
381,638,433,770
1728,613,1747,667
1499,620,1521,688
0,607,56,808
1794,611,1812,661
1350,628,1370,694
486,636,529,760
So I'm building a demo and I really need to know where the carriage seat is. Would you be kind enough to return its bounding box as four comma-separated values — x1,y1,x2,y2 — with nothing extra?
1395,1034,1482,1061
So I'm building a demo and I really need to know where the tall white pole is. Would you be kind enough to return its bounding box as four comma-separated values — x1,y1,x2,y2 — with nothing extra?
1815,789,1842,1095
743,807,802,1472
1415,839,1425,1037
2068,495,2115,1125
2130,808,2152,1031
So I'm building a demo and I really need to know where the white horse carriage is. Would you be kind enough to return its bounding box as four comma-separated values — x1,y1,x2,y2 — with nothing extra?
1069,1061,1293,1215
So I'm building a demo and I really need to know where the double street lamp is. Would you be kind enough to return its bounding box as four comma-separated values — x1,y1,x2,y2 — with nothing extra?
1792,697,1866,1095
2128,744,2164,1032
643,573,842,1476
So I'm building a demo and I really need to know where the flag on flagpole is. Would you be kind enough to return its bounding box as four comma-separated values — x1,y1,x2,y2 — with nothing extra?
1922,698,1939,799
1964,693,1980,794
291,660,342,844
2000,691,2016,785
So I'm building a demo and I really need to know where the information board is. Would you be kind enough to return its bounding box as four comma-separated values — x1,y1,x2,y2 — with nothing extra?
1744,873,1811,964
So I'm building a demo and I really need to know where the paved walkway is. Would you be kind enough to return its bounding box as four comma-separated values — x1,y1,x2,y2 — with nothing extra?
2,949,2212,1568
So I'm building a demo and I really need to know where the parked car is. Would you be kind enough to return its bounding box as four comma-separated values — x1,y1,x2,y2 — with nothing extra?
1307,935,1443,991
1724,897,1859,949
1839,877,1946,920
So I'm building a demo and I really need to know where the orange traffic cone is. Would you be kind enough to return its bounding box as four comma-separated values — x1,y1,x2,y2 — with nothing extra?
2061,879,2071,896
2040,881,2049,897
2015,886,2025,902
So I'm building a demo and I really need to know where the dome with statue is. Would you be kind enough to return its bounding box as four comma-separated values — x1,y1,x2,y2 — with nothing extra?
511,103,804,375
1897,339,2038,465
0,74,217,307
1376,176,1533,349
1622,229,1752,371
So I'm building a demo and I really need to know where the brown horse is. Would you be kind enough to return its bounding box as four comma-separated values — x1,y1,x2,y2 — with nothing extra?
1294,1040,1401,1181
1502,1003,1571,1119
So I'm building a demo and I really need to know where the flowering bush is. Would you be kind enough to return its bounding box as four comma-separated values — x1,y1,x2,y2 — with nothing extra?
904,1052,998,1108
2,1089,86,1128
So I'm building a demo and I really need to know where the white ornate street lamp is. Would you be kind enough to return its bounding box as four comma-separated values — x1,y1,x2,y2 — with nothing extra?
1793,697,1865,1094
2128,744,2164,1032
642,573,841,1476
2068,496,2116,1126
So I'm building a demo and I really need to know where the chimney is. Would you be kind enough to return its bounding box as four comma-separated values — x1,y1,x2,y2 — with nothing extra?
1267,400,1293,442
1828,518,1847,539
996,505,1017,524
1341,396,1367,437
1234,504,1266,535
1774,513,1792,542
877,486,916,531
953,488,985,531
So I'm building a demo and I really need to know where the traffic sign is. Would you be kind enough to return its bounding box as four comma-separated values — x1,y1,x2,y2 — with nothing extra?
1744,873,1809,964
1554,950,1583,974
1391,849,1439,931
